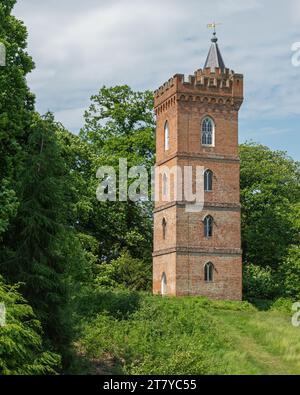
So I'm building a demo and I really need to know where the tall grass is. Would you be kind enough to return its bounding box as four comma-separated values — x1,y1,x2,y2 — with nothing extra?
70,290,300,375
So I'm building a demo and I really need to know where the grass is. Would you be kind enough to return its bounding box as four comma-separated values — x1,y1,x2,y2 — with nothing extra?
69,289,300,375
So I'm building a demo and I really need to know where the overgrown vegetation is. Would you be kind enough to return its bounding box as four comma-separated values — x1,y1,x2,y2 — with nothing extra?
70,291,300,375
95,250,152,291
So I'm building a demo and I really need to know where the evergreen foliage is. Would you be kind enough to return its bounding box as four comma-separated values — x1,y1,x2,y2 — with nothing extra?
1,114,69,349
0,0,35,237
0,276,60,375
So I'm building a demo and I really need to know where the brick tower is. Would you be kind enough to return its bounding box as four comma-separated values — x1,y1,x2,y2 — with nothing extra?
152,32,244,300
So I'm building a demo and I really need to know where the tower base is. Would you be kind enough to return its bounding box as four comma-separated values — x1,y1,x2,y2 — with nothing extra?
153,252,242,300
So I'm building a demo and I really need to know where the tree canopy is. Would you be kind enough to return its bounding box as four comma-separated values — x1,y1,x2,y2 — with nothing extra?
240,143,300,270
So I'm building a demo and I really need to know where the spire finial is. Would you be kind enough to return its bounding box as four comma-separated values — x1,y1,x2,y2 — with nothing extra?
204,22,226,71
207,22,222,42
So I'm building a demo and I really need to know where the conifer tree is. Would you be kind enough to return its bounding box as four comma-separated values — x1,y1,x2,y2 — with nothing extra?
0,275,61,375
0,0,35,238
2,113,70,353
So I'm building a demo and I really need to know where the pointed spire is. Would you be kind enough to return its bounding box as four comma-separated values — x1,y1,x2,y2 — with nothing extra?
204,32,226,71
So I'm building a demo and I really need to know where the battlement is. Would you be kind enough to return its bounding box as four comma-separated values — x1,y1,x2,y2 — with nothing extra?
154,77,176,97
154,67,243,109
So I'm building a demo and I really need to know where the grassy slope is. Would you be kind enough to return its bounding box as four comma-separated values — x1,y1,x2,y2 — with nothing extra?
70,291,300,375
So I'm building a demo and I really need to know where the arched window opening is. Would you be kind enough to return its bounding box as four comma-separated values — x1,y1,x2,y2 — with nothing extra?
164,121,169,151
201,117,214,146
163,173,168,198
162,218,167,240
204,169,213,192
161,272,167,295
204,215,213,238
204,262,214,282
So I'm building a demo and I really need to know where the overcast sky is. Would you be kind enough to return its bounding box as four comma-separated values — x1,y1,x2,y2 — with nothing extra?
13,0,300,160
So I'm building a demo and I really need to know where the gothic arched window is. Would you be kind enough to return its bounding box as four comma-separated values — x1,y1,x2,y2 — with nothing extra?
164,121,169,151
163,173,168,198
204,169,213,192
161,272,167,295
201,117,214,146
204,215,213,238
162,218,167,240
204,262,214,282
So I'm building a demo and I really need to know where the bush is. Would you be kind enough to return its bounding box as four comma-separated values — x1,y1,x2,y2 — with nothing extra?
72,286,142,322
79,296,231,375
243,264,279,299
278,245,300,300
0,276,60,375
270,297,295,313
95,250,151,291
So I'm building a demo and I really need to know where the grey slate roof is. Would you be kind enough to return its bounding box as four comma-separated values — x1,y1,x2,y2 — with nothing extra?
204,33,225,71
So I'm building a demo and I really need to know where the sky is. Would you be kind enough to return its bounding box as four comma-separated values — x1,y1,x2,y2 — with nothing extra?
13,0,300,160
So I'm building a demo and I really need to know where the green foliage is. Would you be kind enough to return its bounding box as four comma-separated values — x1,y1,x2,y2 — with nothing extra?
72,286,141,321
0,0,35,237
240,143,300,300
0,114,91,363
270,297,294,313
0,276,60,375
0,2,67,373
0,178,18,237
240,143,300,271
78,297,232,375
78,85,155,263
81,85,155,167
243,263,279,299
1,114,67,343
96,250,151,291
55,126,96,229
74,292,300,375
278,245,300,300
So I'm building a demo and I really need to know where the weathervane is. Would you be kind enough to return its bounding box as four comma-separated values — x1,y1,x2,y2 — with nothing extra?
207,22,222,35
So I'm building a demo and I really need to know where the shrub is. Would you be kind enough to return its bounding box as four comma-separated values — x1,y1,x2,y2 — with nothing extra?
243,263,279,299
72,286,142,322
95,250,151,291
278,245,300,300
270,297,294,313
79,296,230,375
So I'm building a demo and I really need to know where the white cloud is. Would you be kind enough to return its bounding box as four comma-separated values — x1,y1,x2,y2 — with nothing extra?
54,106,87,132
13,0,300,151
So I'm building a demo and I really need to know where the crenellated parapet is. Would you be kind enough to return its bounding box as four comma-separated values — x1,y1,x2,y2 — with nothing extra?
154,67,243,115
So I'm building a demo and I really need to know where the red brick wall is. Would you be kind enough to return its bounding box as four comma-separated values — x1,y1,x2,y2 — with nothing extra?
175,254,242,300
153,67,244,301
153,252,177,296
